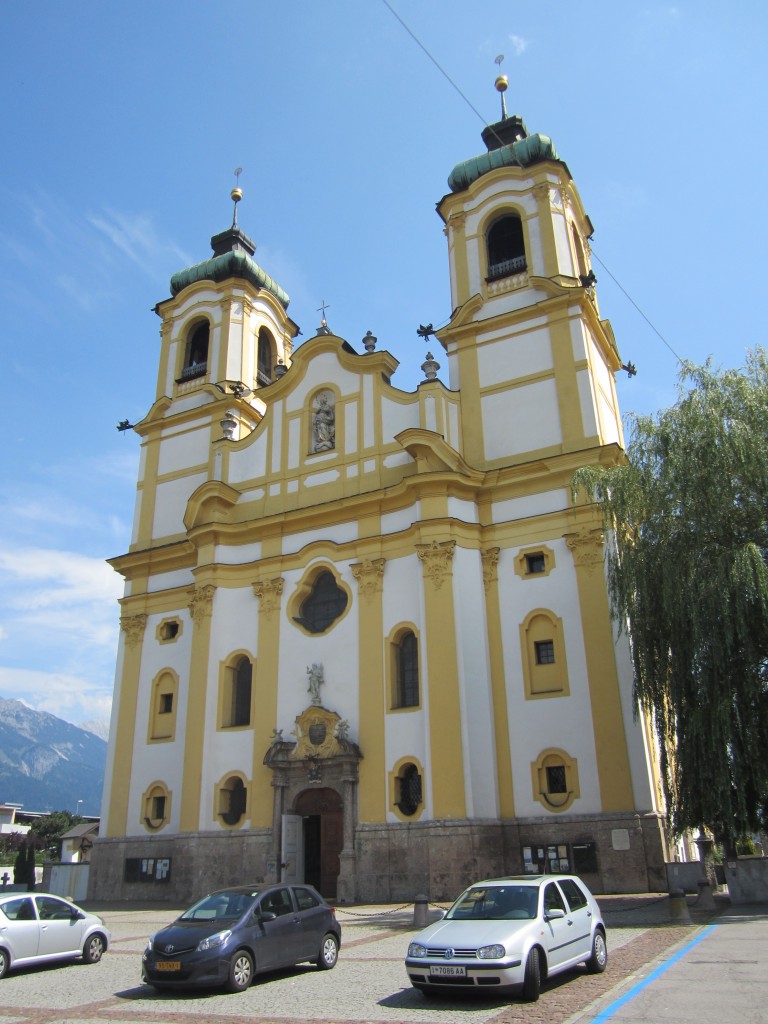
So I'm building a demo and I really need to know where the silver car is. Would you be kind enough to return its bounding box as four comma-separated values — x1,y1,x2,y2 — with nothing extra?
406,874,607,1002
0,892,109,979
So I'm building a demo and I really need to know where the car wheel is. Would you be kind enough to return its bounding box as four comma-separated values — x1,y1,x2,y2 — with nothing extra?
316,932,339,970
82,933,107,964
587,929,608,973
225,949,253,992
521,947,541,1002
0,947,8,979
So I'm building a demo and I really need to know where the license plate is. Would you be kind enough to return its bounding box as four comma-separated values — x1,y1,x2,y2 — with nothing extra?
430,965,466,977
156,961,181,971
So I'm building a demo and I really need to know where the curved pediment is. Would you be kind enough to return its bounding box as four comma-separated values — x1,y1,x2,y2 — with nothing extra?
183,480,241,531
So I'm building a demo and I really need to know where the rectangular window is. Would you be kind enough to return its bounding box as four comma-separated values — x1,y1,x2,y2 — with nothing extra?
546,765,567,793
525,553,546,574
159,693,173,714
535,640,555,665
152,795,166,820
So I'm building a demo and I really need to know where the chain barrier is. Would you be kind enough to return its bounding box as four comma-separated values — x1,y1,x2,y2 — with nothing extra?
334,902,412,918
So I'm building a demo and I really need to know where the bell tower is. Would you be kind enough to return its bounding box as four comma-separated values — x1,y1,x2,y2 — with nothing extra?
129,188,299,552
436,75,624,470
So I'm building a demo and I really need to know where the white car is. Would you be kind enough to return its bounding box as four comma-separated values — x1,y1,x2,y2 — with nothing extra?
406,874,607,1002
0,892,109,979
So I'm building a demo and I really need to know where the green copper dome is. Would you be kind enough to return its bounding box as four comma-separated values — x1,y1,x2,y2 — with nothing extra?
169,222,290,308
448,132,559,193
170,249,290,308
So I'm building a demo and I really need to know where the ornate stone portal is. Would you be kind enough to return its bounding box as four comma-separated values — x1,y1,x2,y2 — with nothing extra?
264,705,362,902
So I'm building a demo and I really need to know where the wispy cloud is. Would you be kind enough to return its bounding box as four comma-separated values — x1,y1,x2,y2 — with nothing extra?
507,34,528,57
88,208,190,276
0,666,113,726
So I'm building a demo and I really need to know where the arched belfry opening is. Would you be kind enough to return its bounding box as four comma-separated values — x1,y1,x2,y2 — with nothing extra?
486,214,526,280
264,703,361,902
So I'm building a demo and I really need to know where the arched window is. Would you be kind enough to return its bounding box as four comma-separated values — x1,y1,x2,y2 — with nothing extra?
142,781,171,830
531,749,579,812
220,656,253,728
182,321,209,380
392,630,420,709
148,670,178,742
520,609,570,699
393,761,423,818
486,214,526,281
294,570,348,634
218,775,247,827
256,327,274,386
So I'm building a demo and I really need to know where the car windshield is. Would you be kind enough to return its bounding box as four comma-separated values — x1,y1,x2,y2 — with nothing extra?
179,890,257,922
446,885,538,921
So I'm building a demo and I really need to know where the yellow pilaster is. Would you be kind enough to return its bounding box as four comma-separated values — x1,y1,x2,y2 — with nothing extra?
449,212,471,307
251,576,284,826
565,527,634,810
351,557,387,822
418,540,466,818
482,548,515,817
105,613,147,836
179,583,216,831
549,311,588,453
135,438,161,550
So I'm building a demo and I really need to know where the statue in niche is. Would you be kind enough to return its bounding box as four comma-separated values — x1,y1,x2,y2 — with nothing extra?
307,663,324,705
312,391,335,452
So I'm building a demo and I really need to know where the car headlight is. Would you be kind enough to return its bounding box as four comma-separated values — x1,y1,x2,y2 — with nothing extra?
477,943,505,959
196,929,232,952
408,942,428,958
145,937,154,952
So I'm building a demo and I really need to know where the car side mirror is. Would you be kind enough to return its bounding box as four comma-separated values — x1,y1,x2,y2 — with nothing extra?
72,909,85,920
545,908,565,920
259,910,277,922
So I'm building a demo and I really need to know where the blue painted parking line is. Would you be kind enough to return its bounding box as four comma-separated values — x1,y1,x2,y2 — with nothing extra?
589,925,717,1022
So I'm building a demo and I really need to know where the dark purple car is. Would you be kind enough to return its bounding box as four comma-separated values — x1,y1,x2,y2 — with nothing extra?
142,883,341,992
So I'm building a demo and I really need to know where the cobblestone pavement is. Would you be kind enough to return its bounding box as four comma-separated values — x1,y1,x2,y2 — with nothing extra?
0,894,726,1024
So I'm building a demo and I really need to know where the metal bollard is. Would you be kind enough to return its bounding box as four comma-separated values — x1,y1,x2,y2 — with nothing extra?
668,888,692,923
413,893,429,929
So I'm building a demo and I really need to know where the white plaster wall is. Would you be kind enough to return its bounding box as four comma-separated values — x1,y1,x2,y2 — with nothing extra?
145,568,196,593
446,496,479,524
152,472,208,539
452,547,499,817
381,393,419,448
477,325,553,388
447,400,460,450
228,428,269,483
577,368,600,438
381,503,422,537
281,521,357,558
284,355,360,412
157,426,210,476
362,377,375,448
498,542,601,816
215,541,262,565
165,341,178,395
552,209,572,274
483,379,562,461
491,488,569,524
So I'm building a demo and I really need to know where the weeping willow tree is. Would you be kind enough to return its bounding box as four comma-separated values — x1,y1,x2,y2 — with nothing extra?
574,349,768,850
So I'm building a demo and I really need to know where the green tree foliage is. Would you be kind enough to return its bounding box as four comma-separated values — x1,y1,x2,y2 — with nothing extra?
29,810,79,859
573,350,768,848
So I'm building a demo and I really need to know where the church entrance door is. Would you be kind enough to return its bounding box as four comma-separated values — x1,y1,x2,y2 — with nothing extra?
294,788,343,899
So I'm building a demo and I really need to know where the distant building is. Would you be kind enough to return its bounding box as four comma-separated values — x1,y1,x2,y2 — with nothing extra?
0,803,29,839
91,87,668,903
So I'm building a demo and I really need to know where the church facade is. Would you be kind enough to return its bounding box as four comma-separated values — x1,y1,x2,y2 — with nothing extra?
91,99,668,903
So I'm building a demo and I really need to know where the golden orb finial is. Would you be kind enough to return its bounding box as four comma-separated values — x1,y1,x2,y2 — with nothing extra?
231,167,243,227
494,55,508,119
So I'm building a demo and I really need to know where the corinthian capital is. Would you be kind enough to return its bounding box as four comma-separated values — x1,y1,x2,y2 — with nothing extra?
188,584,216,624
564,528,605,573
416,540,456,590
252,577,284,619
120,613,147,648
350,558,385,601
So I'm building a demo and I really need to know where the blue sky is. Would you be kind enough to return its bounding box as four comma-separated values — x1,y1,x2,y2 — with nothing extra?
1,1,766,729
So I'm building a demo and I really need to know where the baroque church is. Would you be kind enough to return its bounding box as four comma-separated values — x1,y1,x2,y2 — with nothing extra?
91,79,669,903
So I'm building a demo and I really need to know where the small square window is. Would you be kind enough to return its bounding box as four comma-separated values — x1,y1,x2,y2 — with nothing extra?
525,553,546,574
161,621,179,640
535,640,555,665
546,765,567,794
159,693,173,714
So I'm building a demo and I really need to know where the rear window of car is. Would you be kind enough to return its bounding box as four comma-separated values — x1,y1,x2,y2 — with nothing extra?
294,887,321,911
0,897,36,921
558,878,589,911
